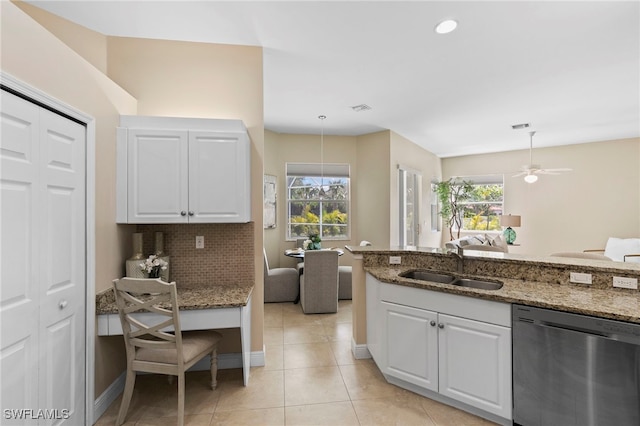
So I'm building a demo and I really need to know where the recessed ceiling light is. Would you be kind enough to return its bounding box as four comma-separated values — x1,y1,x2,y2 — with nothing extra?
435,19,458,34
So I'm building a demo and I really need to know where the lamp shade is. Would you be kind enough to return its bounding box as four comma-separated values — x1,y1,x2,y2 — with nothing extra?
500,214,521,228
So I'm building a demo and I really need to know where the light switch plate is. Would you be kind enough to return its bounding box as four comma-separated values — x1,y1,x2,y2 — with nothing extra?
570,272,592,284
196,236,204,249
613,276,638,289
389,256,401,265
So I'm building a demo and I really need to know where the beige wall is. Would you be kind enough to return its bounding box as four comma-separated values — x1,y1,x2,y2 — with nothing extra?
15,2,109,74
2,1,137,397
389,131,443,247
4,2,265,397
355,131,392,247
263,131,359,268
106,35,265,359
263,130,281,265
442,138,640,256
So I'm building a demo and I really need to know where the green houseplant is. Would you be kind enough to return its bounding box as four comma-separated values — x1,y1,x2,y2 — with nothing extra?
434,178,474,241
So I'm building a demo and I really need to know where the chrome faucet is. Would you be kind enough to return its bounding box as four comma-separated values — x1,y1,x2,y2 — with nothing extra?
449,246,464,273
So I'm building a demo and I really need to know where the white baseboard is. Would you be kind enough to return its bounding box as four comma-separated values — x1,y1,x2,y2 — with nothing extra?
351,338,372,359
251,346,266,367
94,349,266,423
93,371,125,424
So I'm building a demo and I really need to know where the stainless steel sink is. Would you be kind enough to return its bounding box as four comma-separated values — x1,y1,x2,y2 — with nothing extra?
399,270,455,284
450,278,503,290
399,270,503,290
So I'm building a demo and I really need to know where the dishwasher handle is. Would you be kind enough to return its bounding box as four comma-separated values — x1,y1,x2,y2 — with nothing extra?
535,320,640,345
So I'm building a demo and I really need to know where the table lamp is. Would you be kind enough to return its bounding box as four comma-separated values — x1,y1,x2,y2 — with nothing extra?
500,214,521,245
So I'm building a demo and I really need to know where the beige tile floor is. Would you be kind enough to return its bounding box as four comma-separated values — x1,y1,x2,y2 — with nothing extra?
96,300,497,425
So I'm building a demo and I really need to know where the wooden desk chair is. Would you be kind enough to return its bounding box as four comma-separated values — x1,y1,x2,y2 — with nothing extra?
112,278,222,426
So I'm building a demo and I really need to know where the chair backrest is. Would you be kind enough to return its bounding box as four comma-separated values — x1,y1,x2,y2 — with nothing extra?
604,237,640,262
112,277,183,364
303,250,339,284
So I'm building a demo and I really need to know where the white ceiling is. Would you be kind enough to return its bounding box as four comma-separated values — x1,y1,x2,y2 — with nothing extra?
26,1,640,157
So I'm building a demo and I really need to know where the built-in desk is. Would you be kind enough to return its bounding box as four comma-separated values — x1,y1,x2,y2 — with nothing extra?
96,284,253,386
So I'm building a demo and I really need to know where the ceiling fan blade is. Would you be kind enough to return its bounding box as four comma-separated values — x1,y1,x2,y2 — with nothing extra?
512,171,528,177
537,168,573,175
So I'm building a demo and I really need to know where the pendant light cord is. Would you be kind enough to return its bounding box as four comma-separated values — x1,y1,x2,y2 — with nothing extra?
319,115,326,198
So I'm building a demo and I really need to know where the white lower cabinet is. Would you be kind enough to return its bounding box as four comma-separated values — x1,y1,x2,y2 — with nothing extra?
367,273,512,422
437,313,511,417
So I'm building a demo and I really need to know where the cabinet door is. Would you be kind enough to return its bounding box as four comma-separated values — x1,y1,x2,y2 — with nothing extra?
381,301,438,391
438,314,512,419
127,129,189,223
188,131,250,223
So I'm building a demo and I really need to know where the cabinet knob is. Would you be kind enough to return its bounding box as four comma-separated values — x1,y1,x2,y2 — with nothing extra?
59,300,68,310
181,211,187,216
438,323,444,329
430,320,436,327
188,211,194,216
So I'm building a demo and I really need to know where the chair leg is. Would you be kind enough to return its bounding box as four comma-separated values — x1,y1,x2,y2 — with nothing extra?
210,347,219,390
116,369,136,426
177,372,185,426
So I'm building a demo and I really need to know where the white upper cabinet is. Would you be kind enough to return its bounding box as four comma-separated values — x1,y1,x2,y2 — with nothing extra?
117,116,251,224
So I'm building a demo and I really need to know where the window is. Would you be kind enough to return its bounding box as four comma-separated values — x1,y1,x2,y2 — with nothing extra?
286,163,350,240
458,176,504,231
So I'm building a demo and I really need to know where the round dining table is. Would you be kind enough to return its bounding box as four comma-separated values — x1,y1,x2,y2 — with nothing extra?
284,247,344,259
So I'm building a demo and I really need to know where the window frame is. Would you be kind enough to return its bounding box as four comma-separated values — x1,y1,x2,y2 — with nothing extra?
455,175,504,233
285,163,351,241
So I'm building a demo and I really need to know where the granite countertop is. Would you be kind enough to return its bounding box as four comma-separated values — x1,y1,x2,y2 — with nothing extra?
366,266,640,324
96,283,254,315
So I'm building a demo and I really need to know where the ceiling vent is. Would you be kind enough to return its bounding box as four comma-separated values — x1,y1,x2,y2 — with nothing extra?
351,104,372,112
511,123,531,130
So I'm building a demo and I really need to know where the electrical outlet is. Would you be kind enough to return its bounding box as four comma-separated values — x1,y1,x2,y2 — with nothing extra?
613,276,638,290
570,272,592,284
196,236,204,249
389,256,401,265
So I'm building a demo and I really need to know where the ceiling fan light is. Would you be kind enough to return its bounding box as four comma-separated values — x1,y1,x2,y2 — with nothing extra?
435,19,458,34
524,174,538,184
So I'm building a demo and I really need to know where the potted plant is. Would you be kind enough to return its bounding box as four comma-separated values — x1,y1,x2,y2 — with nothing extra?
434,178,474,241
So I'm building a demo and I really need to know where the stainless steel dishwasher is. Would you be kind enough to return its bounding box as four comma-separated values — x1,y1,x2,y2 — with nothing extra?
512,304,640,426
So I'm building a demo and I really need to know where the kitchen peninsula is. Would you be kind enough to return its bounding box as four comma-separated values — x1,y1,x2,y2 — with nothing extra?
96,283,253,386
346,245,640,425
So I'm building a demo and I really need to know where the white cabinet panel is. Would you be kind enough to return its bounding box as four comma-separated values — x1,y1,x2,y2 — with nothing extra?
188,131,250,223
366,273,512,423
438,314,512,419
127,129,188,223
382,301,438,391
365,274,381,363
118,116,250,224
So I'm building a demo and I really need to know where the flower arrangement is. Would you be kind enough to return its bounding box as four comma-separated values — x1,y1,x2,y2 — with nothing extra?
303,233,322,250
139,254,168,279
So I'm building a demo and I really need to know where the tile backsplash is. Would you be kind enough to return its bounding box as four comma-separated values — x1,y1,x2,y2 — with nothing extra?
134,223,255,287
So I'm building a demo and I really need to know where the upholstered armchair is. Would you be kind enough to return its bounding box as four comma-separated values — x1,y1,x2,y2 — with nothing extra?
300,250,339,314
264,249,300,302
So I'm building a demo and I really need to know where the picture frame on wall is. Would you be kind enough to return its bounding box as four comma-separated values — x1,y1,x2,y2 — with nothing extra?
264,174,277,228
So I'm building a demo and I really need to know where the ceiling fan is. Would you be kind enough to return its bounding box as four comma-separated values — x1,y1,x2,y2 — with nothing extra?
513,131,572,183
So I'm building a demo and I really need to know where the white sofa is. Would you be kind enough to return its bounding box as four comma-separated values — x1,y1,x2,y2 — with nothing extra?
444,233,509,253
